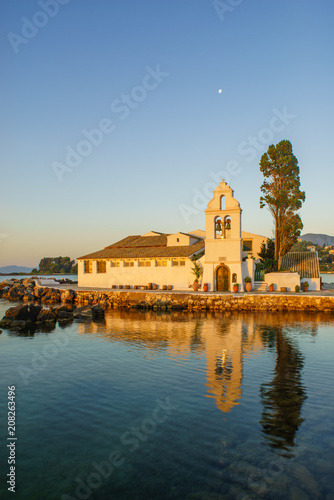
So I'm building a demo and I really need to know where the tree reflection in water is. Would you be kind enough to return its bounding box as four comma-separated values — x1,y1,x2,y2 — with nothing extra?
260,326,307,457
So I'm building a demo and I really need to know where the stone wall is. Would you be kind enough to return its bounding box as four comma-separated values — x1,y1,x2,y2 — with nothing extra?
75,290,334,313
1,279,333,313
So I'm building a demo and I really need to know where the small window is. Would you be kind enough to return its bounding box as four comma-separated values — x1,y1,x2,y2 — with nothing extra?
138,261,151,267
84,260,92,273
97,261,106,273
111,261,120,267
124,261,134,267
172,260,179,266
179,260,186,266
156,260,167,267
177,238,179,242
243,240,253,252
232,273,237,283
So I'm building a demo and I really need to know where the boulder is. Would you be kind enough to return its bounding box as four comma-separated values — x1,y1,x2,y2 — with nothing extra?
29,304,42,322
73,306,93,319
0,317,13,328
34,287,44,298
5,305,31,320
35,309,57,324
11,319,33,330
91,305,104,319
8,289,23,301
61,289,76,303
57,310,74,319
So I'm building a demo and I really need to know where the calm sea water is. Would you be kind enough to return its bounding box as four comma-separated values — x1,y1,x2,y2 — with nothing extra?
0,275,77,283
0,300,333,500
321,273,334,284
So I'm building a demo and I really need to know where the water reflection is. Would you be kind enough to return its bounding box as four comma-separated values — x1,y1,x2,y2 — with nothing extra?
76,310,327,429
259,326,307,457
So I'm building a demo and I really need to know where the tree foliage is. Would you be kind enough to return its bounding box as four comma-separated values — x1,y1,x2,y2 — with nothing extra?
260,140,305,265
37,256,77,274
257,238,277,272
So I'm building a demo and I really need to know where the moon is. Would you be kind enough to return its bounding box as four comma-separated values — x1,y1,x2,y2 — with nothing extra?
218,89,222,93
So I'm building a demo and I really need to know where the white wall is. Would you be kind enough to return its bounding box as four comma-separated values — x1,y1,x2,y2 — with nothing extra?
78,259,197,290
264,272,300,292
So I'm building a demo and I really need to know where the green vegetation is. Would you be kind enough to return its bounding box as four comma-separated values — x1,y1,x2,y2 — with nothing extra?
32,257,77,275
191,256,203,282
290,241,334,272
257,238,278,273
260,140,305,267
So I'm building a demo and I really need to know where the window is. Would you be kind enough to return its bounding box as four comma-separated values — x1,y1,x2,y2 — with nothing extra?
243,240,253,252
111,261,120,267
232,273,237,283
138,261,151,267
97,261,106,273
220,195,226,210
172,259,185,266
156,260,167,267
124,261,134,267
84,260,92,273
177,238,179,242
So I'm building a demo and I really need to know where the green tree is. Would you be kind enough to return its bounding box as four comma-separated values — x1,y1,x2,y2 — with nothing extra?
258,238,277,272
260,140,305,267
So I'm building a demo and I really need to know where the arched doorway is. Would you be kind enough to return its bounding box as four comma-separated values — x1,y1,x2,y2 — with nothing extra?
216,265,230,291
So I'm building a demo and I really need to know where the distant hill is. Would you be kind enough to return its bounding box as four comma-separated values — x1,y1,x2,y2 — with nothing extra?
0,265,33,274
301,234,334,246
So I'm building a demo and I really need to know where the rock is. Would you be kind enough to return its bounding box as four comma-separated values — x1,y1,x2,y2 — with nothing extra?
61,289,76,303
91,305,104,319
73,306,93,319
53,305,74,318
5,305,31,320
11,319,33,330
0,317,13,328
23,294,34,301
34,287,44,298
8,289,23,301
35,309,57,324
57,310,73,319
29,304,42,322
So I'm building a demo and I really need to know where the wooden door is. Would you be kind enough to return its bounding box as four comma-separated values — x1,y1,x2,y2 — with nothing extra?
216,265,230,291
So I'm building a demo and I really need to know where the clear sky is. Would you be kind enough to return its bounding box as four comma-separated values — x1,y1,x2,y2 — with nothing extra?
1,0,333,267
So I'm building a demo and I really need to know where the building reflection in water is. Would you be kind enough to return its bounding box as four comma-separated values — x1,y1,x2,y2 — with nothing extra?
77,309,327,454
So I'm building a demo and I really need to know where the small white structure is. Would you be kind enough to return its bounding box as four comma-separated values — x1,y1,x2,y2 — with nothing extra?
202,181,254,292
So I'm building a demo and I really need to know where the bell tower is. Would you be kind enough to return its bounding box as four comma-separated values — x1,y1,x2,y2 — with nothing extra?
203,180,244,291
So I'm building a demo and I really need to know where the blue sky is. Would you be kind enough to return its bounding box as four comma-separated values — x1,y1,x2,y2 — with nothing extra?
1,0,333,267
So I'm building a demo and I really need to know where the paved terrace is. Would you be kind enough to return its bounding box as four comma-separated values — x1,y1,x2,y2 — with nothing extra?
36,279,334,297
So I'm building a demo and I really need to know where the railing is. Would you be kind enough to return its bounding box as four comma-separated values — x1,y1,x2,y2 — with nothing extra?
254,269,265,282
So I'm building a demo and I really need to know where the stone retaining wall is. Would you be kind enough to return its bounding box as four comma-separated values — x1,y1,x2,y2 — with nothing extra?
1,279,333,313
75,290,334,313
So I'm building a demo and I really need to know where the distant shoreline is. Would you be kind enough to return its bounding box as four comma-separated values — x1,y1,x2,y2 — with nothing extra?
0,273,78,277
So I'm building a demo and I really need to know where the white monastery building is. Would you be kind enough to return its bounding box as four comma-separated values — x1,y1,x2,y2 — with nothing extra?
78,181,269,292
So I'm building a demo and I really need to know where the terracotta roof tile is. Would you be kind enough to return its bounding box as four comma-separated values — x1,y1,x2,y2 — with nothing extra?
280,252,320,278
78,234,204,260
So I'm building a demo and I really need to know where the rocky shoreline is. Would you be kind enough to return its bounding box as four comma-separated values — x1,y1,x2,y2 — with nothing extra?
0,279,334,326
